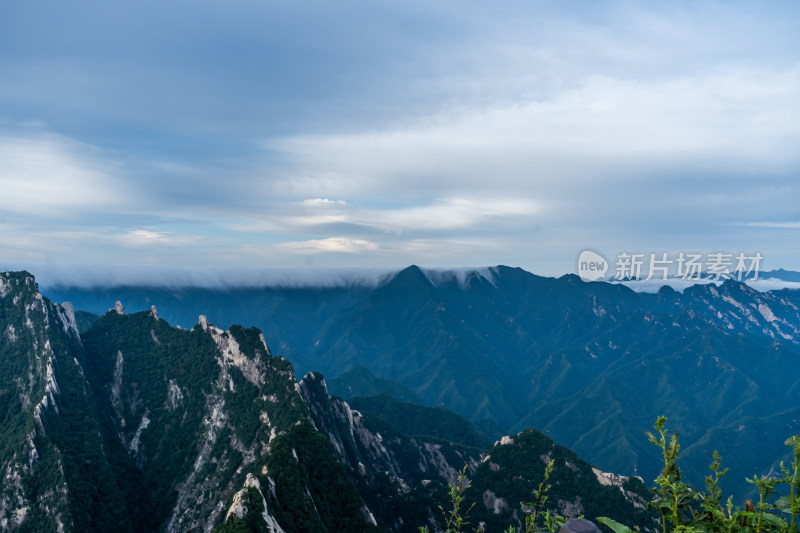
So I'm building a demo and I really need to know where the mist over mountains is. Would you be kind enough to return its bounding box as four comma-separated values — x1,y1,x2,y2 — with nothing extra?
14,262,800,292
4,264,401,290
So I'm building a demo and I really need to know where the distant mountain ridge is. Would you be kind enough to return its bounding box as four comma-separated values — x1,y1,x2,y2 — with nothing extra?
43,265,800,500
328,365,425,405
760,268,800,282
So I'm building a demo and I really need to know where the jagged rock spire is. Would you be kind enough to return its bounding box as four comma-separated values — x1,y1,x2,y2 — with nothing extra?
62,302,78,331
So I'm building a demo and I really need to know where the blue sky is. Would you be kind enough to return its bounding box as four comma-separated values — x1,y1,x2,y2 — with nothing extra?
1,0,799,284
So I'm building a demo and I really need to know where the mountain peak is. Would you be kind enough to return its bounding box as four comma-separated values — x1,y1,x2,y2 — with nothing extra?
383,265,434,290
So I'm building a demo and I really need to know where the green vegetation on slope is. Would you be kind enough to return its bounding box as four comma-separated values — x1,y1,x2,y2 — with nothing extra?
466,429,654,532
74,310,99,333
79,311,223,530
1,272,132,533
328,365,425,404
348,393,492,449
215,420,380,533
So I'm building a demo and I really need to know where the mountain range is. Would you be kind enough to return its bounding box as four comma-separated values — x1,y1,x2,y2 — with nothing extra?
43,265,800,501
0,270,655,532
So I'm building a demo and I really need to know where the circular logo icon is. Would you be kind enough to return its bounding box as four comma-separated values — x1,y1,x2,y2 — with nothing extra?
577,250,608,282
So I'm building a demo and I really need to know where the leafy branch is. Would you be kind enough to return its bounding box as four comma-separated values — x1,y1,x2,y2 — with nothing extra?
420,466,476,533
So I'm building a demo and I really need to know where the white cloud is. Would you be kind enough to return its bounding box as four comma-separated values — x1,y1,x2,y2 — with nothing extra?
614,278,719,293
302,198,347,206
267,64,800,201
120,229,191,247
230,197,540,236
737,222,800,229
747,278,800,292
0,129,129,214
129,229,168,241
363,198,539,233
278,237,380,254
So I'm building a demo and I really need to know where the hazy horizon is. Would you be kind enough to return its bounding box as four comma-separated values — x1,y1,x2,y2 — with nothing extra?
4,261,799,294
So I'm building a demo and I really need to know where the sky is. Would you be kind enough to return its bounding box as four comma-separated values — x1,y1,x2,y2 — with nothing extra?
1,0,799,285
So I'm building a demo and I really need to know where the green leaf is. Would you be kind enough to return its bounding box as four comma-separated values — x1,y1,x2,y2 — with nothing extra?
773,495,792,512
597,516,635,533
784,436,800,448
759,512,786,527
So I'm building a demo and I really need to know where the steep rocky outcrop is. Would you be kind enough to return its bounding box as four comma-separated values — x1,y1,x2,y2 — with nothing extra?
0,271,128,532
297,373,658,533
0,272,375,533
79,311,374,533
299,372,484,531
